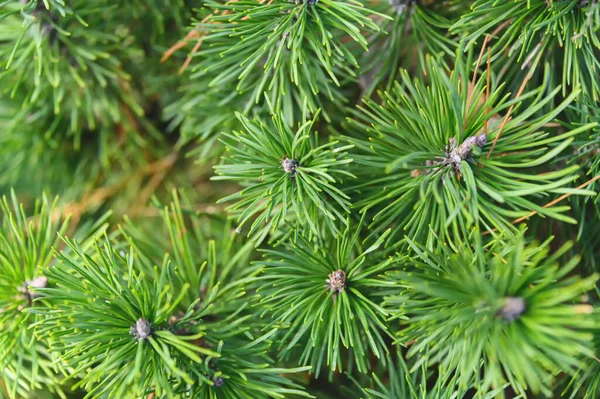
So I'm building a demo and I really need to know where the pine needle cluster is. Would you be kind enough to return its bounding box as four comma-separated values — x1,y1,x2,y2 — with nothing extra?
1,0,600,398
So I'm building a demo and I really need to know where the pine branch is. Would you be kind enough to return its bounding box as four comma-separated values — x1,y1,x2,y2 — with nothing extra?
31,237,217,398
213,106,354,242
0,190,108,399
120,190,259,316
0,1,143,144
179,0,388,124
256,219,395,375
453,0,600,101
384,233,599,396
172,329,313,399
346,52,595,249
357,347,508,399
30,192,313,399
359,0,462,94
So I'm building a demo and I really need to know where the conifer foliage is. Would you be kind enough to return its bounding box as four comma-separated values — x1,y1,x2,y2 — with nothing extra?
1,0,600,398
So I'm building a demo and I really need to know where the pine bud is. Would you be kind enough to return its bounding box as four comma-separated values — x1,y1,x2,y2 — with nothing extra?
426,134,487,174
498,297,526,322
18,275,48,301
281,157,299,178
326,269,346,293
579,0,596,6
290,0,319,4
456,133,487,160
130,318,152,340
213,377,225,387
388,0,417,14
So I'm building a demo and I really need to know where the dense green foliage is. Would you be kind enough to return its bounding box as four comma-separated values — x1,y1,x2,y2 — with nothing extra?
1,0,600,398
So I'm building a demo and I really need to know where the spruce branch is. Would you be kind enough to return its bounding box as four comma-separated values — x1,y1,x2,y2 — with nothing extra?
213,107,354,242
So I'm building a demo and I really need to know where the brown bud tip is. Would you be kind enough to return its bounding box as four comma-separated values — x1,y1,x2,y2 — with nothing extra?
326,269,346,293
499,297,526,322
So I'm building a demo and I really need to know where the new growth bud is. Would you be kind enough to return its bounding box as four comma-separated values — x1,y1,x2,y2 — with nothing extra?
282,157,299,178
498,297,526,322
130,318,153,340
326,269,346,294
